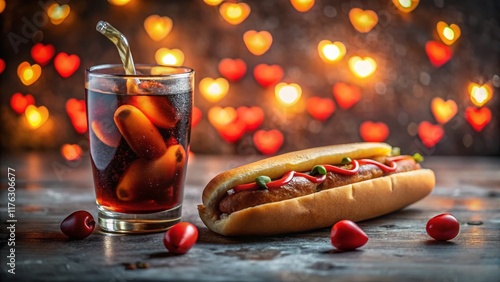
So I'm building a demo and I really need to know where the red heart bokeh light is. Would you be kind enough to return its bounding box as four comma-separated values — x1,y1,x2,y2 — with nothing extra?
54,52,80,78
0,58,5,74
10,93,35,115
359,121,389,142
218,58,247,82
466,107,491,132
425,41,452,68
418,121,444,148
31,43,56,66
306,97,335,121
66,98,87,134
253,129,284,155
253,64,284,88
218,119,246,143
237,106,264,131
333,82,361,110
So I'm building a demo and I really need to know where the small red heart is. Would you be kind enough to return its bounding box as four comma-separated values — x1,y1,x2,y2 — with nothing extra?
332,82,361,110
418,121,444,148
218,119,246,143
192,106,202,128
466,107,491,132
425,41,452,68
306,97,335,121
359,121,389,142
253,129,284,155
253,64,284,88
54,52,80,78
31,43,55,66
330,220,369,251
237,106,264,131
10,93,35,114
0,58,5,74
66,98,88,134
218,58,247,82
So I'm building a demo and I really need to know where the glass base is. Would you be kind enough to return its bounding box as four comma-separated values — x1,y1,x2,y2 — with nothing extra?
97,204,182,234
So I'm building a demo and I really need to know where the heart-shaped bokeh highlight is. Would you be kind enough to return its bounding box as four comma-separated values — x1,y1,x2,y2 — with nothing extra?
144,15,173,41
208,106,237,130
349,8,378,33
219,2,250,25
200,77,229,103
18,62,42,86
318,40,346,63
253,64,283,88
468,83,493,107
290,0,315,12
466,107,491,132
425,41,452,68
392,0,419,13
418,121,444,148
275,82,302,107
61,144,82,161
359,121,389,142
237,106,264,131
217,119,246,143
31,43,55,66
437,21,461,46
306,97,335,121
25,105,49,129
10,93,35,115
253,129,284,155
218,58,247,82
155,48,184,66
66,98,87,134
348,56,377,78
332,82,361,110
54,52,80,78
431,97,457,124
243,30,273,56
47,3,70,25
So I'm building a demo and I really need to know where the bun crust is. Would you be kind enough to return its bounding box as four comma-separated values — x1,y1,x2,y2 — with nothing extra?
197,142,435,236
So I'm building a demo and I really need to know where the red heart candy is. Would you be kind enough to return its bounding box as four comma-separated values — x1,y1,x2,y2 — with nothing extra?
253,129,284,155
218,119,246,143
237,106,264,131
425,41,452,68
0,58,5,74
330,220,369,251
192,106,202,128
465,107,491,132
218,58,247,82
359,121,389,142
253,64,284,88
31,43,55,66
10,93,35,114
66,98,88,134
54,52,80,78
306,97,335,121
332,82,361,110
418,121,444,148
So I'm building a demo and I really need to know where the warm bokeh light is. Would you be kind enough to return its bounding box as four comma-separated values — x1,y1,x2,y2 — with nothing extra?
31,43,55,66
466,107,492,132
359,121,389,142
333,82,361,110
66,98,88,134
218,58,247,82
54,52,80,78
290,0,315,12
349,8,378,33
306,97,335,121
253,64,284,88
0,0,6,14
348,56,377,78
437,21,461,45
219,2,250,25
144,15,173,41
418,121,444,148
237,106,264,131
208,106,237,129
275,82,302,106
243,30,273,56
0,58,5,74
108,0,132,6
25,105,49,129
468,83,493,107
10,93,35,115
199,77,230,103
47,3,70,25
392,0,419,13
203,0,223,6
17,62,41,86
425,40,452,67
155,48,185,66
61,144,82,161
253,130,284,155
431,97,458,124
318,40,346,63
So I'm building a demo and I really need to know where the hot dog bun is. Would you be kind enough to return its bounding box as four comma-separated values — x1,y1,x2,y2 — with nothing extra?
197,142,435,236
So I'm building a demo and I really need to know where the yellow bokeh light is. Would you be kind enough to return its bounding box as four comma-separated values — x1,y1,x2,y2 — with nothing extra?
203,0,223,6
219,3,250,25
17,62,42,86
275,83,302,106
398,0,412,8
47,4,70,25
323,45,340,60
0,0,5,14
443,27,455,40
468,83,493,107
154,48,184,66
437,21,461,45
199,77,229,103
348,56,377,78
290,0,315,12
25,105,49,129
318,40,346,63
108,0,132,6
23,69,34,81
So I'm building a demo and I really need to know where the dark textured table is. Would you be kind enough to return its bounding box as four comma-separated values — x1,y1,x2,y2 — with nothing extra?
1,153,499,282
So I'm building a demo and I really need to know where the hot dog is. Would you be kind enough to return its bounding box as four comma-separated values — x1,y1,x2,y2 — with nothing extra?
197,142,435,236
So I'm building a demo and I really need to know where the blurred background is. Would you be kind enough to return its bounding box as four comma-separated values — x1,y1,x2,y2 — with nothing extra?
1,0,499,158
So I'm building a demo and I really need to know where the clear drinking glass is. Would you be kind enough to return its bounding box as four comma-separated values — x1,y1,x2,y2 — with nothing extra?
85,64,194,233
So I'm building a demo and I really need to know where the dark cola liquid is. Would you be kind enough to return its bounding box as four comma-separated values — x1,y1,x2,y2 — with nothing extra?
85,86,192,214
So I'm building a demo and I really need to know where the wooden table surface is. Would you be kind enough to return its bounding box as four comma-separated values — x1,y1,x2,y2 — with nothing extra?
1,153,499,282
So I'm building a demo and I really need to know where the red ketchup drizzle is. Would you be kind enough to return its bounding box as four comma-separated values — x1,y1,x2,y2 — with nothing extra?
232,158,404,193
